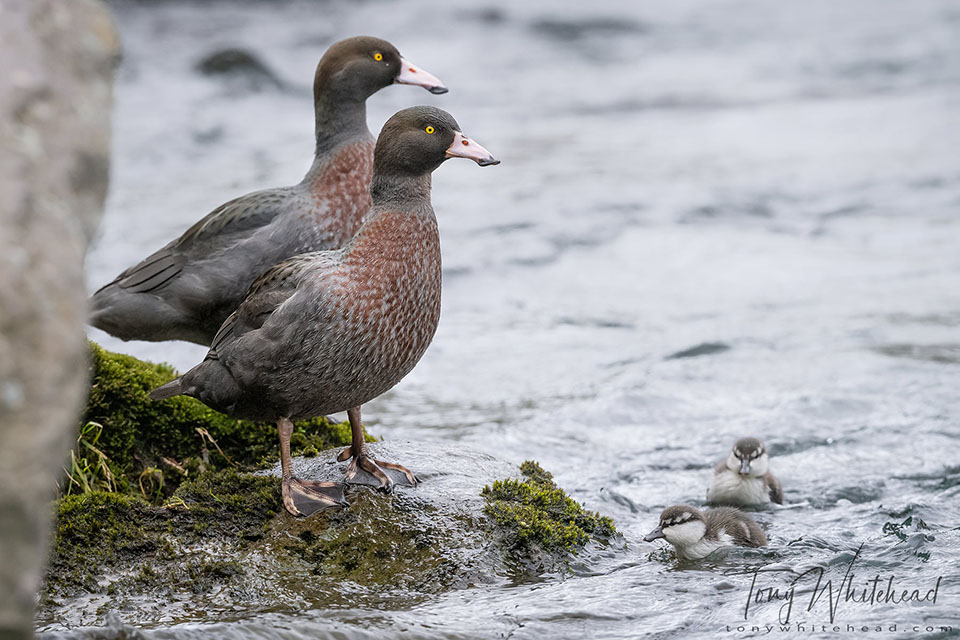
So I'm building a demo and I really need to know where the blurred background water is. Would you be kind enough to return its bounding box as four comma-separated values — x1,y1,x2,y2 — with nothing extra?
71,0,960,637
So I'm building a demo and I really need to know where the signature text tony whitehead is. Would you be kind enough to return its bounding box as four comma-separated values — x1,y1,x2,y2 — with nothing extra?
739,544,943,624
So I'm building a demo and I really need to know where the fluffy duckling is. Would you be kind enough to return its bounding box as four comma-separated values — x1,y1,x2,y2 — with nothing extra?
643,505,767,560
706,437,782,506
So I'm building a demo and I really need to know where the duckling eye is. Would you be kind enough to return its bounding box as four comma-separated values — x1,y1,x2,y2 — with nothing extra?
373,52,383,61
425,125,435,134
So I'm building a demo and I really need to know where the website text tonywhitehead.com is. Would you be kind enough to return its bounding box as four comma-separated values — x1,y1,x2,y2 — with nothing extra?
723,623,953,635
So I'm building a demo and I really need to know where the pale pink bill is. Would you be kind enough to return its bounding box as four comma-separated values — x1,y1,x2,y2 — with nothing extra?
445,131,500,166
395,57,448,94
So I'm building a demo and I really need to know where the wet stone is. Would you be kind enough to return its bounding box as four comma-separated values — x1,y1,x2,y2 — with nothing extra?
40,437,618,629
195,48,284,92
665,342,732,360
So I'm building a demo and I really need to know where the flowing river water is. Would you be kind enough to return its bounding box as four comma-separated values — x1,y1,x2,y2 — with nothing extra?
64,0,960,637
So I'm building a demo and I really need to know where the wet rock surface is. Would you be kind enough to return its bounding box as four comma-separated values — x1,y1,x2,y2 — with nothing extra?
39,443,616,629
195,48,285,93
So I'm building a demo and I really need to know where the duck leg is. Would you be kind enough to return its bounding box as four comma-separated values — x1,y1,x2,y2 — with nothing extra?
337,406,417,490
278,416,347,516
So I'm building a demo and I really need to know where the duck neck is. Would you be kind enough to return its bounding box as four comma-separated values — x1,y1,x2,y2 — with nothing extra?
370,172,433,209
313,91,370,158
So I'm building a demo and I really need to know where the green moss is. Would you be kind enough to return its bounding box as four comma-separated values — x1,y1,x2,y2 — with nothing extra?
280,491,456,592
172,467,280,539
45,467,459,601
77,342,373,501
44,343,622,624
46,468,280,596
47,492,159,594
481,461,617,555
54,492,153,561
519,459,555,485
43,461,620,624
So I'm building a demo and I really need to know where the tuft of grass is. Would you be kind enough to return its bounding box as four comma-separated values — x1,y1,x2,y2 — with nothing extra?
481,461,617,554
62,422,118,495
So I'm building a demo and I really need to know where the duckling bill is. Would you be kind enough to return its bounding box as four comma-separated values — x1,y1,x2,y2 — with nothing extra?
644,505,767,560
149,106,499,517
706,437,782,506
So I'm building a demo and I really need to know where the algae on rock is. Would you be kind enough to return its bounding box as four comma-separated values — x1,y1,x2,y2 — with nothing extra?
73,342,371,499
40,446,489,627
45,469,280,602
481,460,617,557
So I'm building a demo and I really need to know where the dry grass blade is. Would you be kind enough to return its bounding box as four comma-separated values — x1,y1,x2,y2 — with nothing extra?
196,427,236,466
138,466,164,500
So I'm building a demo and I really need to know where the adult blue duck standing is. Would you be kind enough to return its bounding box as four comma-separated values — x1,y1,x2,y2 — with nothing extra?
91,36,447,345
150,106,499,516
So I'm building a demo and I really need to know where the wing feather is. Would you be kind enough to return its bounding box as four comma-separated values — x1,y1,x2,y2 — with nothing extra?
766,474,783,504
206,251,339,360
108,189,288,294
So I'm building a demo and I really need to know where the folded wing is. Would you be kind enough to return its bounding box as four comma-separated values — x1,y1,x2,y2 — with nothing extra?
102,189,290,295
206,251,342,362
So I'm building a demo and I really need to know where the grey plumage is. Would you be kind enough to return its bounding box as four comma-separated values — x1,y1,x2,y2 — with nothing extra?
94,188,324,344
766,473,783,504
149,377,183,401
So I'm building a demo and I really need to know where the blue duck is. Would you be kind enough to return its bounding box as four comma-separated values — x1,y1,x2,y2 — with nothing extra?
150,106,499,516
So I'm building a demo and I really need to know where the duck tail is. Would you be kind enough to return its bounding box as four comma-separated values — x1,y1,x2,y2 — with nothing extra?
149,377,185,401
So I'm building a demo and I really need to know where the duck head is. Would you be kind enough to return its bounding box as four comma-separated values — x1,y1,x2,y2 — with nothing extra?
314,36,447,103
374,106,499,178
725,437,770,477
644,505,707,547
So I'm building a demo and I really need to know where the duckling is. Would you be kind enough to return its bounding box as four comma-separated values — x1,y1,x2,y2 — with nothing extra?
643,505,767,560
706,437,782,506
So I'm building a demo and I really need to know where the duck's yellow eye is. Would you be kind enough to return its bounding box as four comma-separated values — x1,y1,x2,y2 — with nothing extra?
373,52,383,61
425,125,435,134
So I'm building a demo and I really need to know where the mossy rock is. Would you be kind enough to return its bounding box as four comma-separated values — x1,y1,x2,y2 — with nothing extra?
45,469,278,598
69,342,372,500
42,344,619,629
39,444,620,629
481,460,617,566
